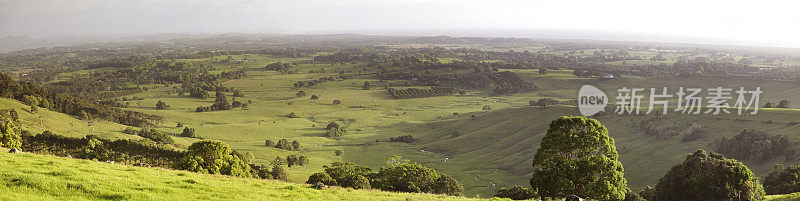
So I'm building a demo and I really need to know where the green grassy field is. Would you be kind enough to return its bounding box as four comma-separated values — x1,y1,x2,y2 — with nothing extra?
1,151,797,200
9,52,800,198
0,151,497,201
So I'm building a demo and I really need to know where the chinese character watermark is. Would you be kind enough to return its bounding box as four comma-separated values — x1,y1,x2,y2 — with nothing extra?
578,85,762,116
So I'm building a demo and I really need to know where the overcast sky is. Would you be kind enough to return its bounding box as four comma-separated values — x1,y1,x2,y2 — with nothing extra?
1,0,799,47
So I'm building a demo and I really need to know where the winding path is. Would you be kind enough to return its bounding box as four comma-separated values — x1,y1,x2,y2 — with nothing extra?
472,169,498,189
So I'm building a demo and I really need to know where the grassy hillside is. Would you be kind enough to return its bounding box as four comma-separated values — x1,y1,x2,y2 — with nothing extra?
352,105,800,195
9,54,800,197
0,152,493,201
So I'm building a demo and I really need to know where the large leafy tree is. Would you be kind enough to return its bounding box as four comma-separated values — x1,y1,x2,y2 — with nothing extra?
652,149,765,201
174,140,251,177
372,156,440,193
530,116,627,200
0,118,21,149
764,164,800,195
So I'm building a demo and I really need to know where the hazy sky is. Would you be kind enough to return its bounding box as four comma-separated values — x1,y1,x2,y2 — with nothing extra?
1,0,799,47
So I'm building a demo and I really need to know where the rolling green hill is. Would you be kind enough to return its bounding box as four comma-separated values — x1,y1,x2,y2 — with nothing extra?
348,105,800,196
0,151,493,201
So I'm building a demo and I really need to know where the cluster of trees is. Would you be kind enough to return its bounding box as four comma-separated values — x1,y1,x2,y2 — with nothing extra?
764,164,800,195
285,155,309,167
488,72,538,95
195,91,247,112
325,122,346,137
388,135,414,143
135,129,175,145
645,150,765,201
680,123,707,142
264,62,294,72
379,70,536,96
173,140,252,177
22,132,184,167
763,100,791,109
0,72,164,127
265,139,301,151
638,117,679,140
713,129,795,162
155,100,170,110
306,156,463,196
500,116,767,201
528,98,569,108
180,127,196,138
293,76,347,88
387,87,457,99
0,115,21,149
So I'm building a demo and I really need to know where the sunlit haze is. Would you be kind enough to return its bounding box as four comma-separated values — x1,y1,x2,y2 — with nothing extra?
1,0,799,47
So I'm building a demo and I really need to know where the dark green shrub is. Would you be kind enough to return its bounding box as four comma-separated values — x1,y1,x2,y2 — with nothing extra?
137,129,174,144
494,185,537,200
651,150,765,201
180,127,196,138
307,172,338,186
764,164,800,195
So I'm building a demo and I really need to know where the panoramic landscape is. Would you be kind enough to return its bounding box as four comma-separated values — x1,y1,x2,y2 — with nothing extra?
2,0,800,200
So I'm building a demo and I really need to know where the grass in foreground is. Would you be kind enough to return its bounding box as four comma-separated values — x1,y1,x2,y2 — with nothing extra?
0,151,497,201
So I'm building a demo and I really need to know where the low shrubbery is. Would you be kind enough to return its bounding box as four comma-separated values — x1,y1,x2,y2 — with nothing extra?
650,150,765,201
21,132,184,167
307,156,463,196
764,164,800,195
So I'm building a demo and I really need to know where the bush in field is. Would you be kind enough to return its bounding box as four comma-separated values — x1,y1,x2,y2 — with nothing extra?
651,149,764,201
265,139,275,147
680,123,707,142
180,127,196,138
777,100,791,108
270,164,288,181
342,175,371,189
173,140,251,177
494,185,537,200
371,156,439,193
529,116,627,200
389,135,414,143
321,162,372,188
275,139,298,150
296,91,306,97
363,81,371,90
0,119,21,149
325,121,346,137
763,101,775,108
764,164,800,195
286,155,309,167
333,100,341,105
433,174,464,196
538,67,549,75
287,112,299,118
307,172,338,186
714,129,792,162
80,136,110,161
326,127,345,137
310,95,319,100
155,100,170,110
137,129,174,144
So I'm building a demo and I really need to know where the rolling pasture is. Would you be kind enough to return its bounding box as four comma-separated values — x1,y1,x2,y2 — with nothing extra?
8,49,800,197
